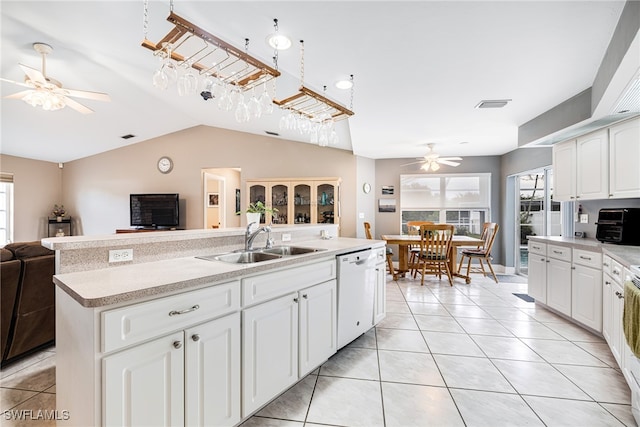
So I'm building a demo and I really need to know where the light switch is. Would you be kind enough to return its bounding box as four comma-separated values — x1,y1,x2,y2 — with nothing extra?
579,214,589,224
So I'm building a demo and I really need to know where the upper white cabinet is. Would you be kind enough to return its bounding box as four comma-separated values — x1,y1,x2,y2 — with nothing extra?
553,129,608,201
553,117,640,201
609,117,640,198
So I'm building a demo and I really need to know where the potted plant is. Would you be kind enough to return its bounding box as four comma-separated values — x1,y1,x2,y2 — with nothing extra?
52,204,66,222
241,201,277,228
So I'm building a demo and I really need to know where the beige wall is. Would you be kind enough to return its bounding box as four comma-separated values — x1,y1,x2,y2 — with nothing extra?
62,125,358,236
0,155,62,242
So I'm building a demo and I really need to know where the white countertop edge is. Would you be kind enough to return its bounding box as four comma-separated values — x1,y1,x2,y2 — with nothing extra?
54,237,385,308
527,236,640,268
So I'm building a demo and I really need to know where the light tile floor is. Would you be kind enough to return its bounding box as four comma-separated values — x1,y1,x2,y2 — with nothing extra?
1,273,638,426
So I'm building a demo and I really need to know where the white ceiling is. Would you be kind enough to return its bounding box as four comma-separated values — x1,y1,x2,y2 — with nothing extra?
0,0,632,163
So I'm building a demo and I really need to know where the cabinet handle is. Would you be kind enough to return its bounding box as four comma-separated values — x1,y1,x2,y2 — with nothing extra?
169,304,200,317
609,194,614,197
604,263,609,267
615,291,624,299
605,281,611,285
173,341,183,349
571,267,576,270
192,334,200,342
579,256,591,260
293,297,299,303
302,294,308,299
613,270,620,276
553,250,563,254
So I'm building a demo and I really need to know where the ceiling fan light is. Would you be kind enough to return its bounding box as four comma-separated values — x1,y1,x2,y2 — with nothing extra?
431,163,440,171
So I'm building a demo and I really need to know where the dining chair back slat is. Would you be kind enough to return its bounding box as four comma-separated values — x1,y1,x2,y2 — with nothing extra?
415,223,455,286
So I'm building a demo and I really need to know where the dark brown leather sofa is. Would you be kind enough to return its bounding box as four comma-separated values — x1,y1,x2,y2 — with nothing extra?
1,241,55,366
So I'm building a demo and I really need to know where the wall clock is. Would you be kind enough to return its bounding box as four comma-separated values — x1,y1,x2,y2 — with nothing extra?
157,156,173,174
362,182,371,194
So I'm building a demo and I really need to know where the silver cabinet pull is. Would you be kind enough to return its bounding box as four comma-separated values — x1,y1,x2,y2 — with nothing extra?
553,250,563,254
302,294,308,299
615,291,624,299
579,255,591,260
169,304,200,317
173,341,183,349
192,334,200,342
293,297,299,303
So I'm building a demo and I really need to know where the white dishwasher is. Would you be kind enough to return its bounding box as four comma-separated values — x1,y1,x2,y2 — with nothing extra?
336,248,376,349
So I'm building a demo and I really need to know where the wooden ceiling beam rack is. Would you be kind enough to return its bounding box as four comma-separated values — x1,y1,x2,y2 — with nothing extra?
274,85,354,121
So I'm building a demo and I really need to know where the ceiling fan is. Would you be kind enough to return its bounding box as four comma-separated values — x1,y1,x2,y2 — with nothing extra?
0,42,111,114
402,143,463,171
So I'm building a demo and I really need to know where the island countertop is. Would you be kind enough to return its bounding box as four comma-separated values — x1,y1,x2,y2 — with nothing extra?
53,236,384,308
528,235,640,268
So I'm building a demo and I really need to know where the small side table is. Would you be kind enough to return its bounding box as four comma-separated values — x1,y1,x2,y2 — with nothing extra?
48,217,72,237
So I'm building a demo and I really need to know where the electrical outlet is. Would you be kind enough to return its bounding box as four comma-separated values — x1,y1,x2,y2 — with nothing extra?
282,233,291,242
109,249,133,263
580,214,589,224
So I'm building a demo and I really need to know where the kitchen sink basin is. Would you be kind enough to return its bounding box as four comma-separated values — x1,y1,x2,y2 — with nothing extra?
199,251,282,264
197,245,326,264
262,246,326,256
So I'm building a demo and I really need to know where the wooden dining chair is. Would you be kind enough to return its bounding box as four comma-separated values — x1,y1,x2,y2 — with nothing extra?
414,224,454,286
458,222,500,283
364,222,395,277
406,221,434,276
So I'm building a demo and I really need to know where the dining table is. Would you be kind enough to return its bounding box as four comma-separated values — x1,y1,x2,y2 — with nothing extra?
381,234,484,283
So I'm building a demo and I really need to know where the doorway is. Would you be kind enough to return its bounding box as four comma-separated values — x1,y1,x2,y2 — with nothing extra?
202,168,242,229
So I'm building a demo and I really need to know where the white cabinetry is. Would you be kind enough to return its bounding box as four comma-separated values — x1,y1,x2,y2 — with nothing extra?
571,249,602,332
552,129,609,202
527,241,547,303
546,245,572,316
603,255,625,367
374,248,387,324
609,117,640,198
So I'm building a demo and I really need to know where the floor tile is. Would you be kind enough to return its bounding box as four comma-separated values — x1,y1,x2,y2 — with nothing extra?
450,388,545,427
378,350,445,386
482,306,536,321
345,328,377,349
0,388,38,412
541,321,605,342
498,319,565,339
413,314,465,333
0,357,56,392
381,382,464,427
319,347,379,380
553,364,632,404
376,312,419,330
385,300,411,314
521,338,609,366
376,329,429,353
240,417,304,427
443,304,492,319
455,317,514,337
492,359,591,400
574,341,620,368
599,403,638,427
472,335,544,361
422,331,484,357
523,395,627,426
1,392,57,427
306,377,383,427
256,375,316,421
433,354,515,393
407,302,451,316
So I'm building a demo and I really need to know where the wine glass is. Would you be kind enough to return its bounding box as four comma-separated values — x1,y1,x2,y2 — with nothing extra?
247,87,262,118
259,82,274,114
235,94,249,123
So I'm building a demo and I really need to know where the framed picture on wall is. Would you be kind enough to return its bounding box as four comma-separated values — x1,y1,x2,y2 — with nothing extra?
208,193,219,207
378,198,396,213
236,189,241,214
382,185,394,195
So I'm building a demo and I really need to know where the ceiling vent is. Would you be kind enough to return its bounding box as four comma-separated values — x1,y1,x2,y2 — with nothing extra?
474,99,512,109
611,76,640,114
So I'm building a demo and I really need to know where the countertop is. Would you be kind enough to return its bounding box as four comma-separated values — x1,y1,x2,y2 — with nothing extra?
53,237,384,308
528,236,640,268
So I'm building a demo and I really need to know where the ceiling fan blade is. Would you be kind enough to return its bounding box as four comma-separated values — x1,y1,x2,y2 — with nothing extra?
4,90,34,99
19,63,46,84
437,159,461,167
440,157,463,161
63,96,94,114
63,87,111,102
0,77,32,88
401,160,424,167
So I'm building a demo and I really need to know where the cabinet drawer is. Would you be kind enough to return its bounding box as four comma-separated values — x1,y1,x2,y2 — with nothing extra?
102,281,240,353
242,260,336,307
374,246,386,264
572,249,601,268
528,241,546,255
548,244,571,262
610,258,624,284
603,255,613,276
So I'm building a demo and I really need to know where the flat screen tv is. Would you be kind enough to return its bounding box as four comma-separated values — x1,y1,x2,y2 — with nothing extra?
130,193,179,228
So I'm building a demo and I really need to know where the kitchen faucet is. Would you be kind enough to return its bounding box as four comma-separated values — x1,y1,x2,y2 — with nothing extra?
245,222,272,251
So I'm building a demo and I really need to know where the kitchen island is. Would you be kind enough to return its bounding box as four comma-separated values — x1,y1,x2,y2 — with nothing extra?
47,225,387,426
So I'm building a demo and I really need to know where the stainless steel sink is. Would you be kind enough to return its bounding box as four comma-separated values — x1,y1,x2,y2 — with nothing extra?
197,246,326,264
198,251,282,264
262,246,325,256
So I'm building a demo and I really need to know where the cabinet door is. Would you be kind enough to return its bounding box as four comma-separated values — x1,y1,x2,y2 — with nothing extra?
603,275,614,345
609,118,640,198
242,293,299,416
299,280,337,377
269,183,291,224
248,183,267,224
528,254,547,303
315,181,339,225
185,313,240,427
103,332,185,427
611,281,625,368
292,182,312,224
547,258,572,316
571,265,602,332
374,262,386,324
552,140,576,201
576,129,608,200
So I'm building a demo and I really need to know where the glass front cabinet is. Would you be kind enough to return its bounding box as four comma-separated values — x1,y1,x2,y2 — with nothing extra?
246,178,341,230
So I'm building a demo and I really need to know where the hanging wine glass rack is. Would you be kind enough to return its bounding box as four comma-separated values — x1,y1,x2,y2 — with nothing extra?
141,12,280,91
273,85,354,121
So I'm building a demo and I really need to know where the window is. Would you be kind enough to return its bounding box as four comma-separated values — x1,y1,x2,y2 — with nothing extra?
0,173,14,245
400,173,491,237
